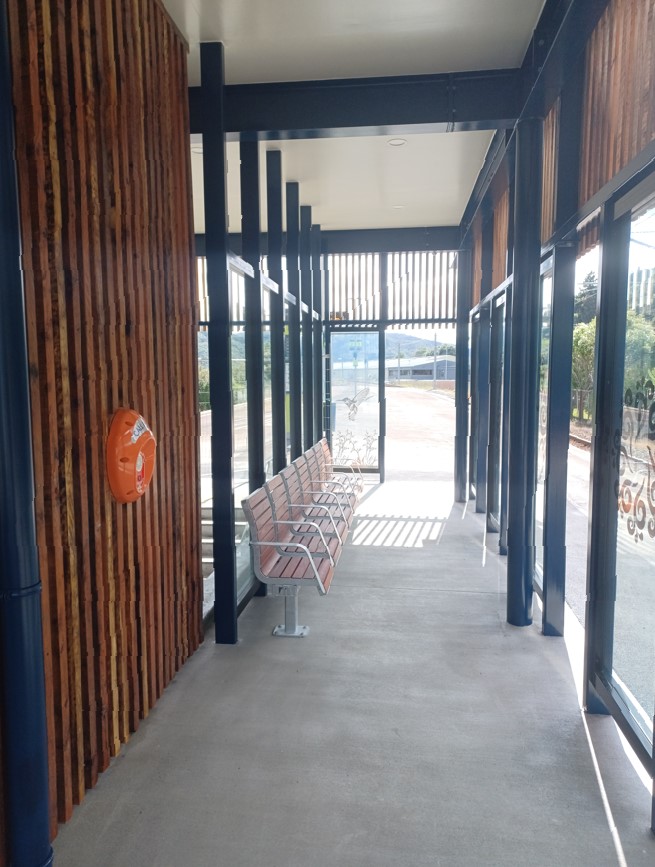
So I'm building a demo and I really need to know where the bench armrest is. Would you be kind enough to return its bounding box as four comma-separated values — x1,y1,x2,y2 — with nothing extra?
288,502,341,538
249,540,328,594
273,520,334,565
301,487,348,523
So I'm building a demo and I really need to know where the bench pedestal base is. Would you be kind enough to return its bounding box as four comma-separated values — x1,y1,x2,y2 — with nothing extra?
271,585,309,637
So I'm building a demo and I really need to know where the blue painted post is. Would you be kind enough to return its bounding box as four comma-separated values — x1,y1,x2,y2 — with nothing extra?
241,141,265,494
311,225,323,441
506,117,542,627
266,151,287,474
201,43,237,644
455,250,471,502
0,1,53,863
286,183,303,459
300,205,314,448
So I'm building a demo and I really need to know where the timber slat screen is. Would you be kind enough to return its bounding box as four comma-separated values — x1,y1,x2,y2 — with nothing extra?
541,98,560,244
472,218,483,307
3,0,202,854
327,251,458,325
492,186,510,290
579,0,655,207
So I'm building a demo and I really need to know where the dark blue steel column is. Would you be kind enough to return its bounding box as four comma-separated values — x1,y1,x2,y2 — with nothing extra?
499,167,515,555
506,117,542,627
455,249,472,502
241,141,265,493
0,1,53,862
475,304,491,513
311,225,323,440
286,183,302,458
266,151,287,474
583,203,630,715
201,43,237,644
542,244,575,636
541,61,584,634
300,205,314,448
378,254,388,482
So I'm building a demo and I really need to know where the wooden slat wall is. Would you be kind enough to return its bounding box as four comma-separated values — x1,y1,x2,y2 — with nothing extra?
579,0,655,206
4,0,202,852
472,216,483,308
491,187,510,290
542,97,560,243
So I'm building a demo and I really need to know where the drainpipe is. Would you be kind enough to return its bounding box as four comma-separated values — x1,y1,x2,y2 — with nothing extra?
0,1,53,864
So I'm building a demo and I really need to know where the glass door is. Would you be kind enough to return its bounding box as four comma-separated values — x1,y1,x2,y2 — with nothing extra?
329,331,380,470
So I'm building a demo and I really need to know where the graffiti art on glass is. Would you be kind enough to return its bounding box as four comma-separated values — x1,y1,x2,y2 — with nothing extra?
616,379,655,544
330,332,379,469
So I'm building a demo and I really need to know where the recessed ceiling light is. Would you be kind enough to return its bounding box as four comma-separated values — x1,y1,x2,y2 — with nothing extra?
191,145,203,155
392,205,405,209
387,138,407,147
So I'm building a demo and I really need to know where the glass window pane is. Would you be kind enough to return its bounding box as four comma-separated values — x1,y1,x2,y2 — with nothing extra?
612,197,655,732
535,272,552,578
565,244,599,625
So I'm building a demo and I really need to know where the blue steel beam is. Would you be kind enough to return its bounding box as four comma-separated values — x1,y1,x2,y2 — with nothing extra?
189,69,520,138
0,0,53,862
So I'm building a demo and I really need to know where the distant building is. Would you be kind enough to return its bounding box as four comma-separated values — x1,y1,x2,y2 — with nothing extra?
386,355,456,381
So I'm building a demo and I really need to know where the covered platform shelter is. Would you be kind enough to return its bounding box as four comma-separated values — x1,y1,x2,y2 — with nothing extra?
0,0,654,865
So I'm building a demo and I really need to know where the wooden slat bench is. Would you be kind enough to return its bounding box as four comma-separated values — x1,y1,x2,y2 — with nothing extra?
241,441,363,637
242,484,341,637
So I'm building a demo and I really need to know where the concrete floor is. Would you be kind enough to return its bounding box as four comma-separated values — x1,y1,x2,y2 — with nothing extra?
53,471,654,867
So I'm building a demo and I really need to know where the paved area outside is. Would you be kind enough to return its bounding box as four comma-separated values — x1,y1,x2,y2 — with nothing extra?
52,386,654,867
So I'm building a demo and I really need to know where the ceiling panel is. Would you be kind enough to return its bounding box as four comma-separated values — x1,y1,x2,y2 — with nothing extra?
191,131,493,234
163,0,546,85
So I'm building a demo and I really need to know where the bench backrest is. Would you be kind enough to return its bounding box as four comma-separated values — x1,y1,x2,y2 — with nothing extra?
265,474,293,524
306,445,328,486
280,463,304,507
241,487,277,576
293,454,315,494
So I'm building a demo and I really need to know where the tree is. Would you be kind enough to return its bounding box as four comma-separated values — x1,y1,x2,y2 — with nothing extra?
571,318,596,391
574,271,598,324
624,310,655,388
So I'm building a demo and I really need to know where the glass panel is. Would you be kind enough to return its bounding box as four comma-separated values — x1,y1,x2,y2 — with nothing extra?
535,272,552,579
487,297,505,529
230,271,253,602
566,244,600,625
330,332,379,469
612,197,655,733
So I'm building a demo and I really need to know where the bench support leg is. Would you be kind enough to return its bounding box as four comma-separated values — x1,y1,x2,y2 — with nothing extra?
272,585,309,637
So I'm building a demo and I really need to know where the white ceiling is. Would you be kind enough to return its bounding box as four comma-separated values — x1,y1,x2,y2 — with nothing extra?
169,0,546,235
163,0,546,86
191,132,494,234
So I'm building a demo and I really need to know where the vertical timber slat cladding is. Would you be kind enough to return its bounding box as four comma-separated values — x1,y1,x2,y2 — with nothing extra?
492,187,510,290
4,0,202,849
541,98,560,243
579,0,655,206
472,216,483,308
